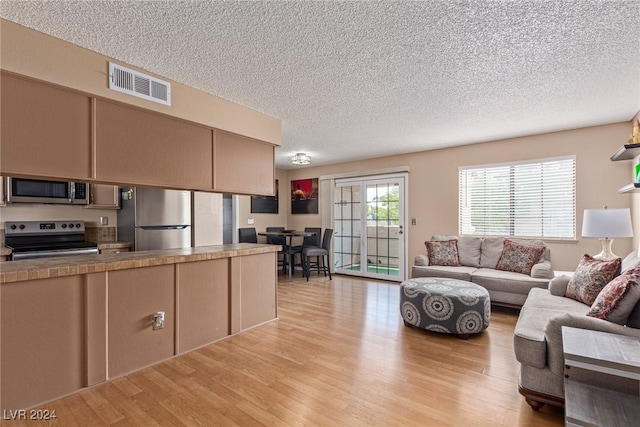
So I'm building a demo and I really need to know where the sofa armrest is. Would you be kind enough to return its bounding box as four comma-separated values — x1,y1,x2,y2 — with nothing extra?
414,254,429,266
531,260,553,279
548,275,571,296
544,313,640,376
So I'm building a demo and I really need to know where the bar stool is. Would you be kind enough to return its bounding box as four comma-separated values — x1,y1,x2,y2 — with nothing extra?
302,229,333,281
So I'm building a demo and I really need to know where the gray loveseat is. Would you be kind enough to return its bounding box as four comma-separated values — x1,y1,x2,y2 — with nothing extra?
412,236,554,308
514,251,640,410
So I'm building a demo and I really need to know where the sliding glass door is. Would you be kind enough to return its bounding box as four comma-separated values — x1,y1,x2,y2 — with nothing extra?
334,174,406,281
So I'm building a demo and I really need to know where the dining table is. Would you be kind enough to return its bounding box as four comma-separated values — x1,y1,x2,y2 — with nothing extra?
258,230,317,282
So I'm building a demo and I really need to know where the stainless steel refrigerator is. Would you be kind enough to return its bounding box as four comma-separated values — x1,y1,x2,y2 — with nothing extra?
117,187,192,251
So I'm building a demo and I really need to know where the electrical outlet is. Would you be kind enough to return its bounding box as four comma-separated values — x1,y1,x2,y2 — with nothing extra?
152,311,165,330
248,218,255,225
100,216,109,226
411,218,416,225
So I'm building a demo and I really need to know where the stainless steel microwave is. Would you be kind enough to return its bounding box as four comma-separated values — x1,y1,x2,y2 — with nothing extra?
6,177,89,205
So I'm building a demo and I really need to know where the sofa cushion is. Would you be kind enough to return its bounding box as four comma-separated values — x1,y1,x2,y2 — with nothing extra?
621,251,640,273
411,265,477,282
471,268,550,297
430,235,482,267
457,236,482,267
565,255,622,305
496,239,546,275
587,266,640,325
513,288,589,369
431,235,457,241
425,240,459,266
479,237,504,268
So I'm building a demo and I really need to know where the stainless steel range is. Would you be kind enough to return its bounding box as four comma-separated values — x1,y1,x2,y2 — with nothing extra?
5,220,99,261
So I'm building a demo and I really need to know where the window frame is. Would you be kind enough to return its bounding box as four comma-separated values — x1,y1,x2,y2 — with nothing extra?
458,155,576,240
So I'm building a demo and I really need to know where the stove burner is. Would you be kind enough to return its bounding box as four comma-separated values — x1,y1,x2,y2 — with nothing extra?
6,220,99,261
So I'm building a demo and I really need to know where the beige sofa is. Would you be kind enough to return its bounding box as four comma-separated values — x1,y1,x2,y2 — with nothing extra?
514,251,640,410
412,236,554,308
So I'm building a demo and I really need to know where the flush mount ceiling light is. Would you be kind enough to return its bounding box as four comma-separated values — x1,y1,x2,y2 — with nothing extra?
291,153,311,165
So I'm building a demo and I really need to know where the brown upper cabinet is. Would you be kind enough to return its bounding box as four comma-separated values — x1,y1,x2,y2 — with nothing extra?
95,99,213,190
87,183,120,209
213,130,275,196
0,73,91,180
1,73,277,194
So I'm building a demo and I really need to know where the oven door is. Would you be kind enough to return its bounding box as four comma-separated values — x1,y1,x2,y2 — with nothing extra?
11,247,99,261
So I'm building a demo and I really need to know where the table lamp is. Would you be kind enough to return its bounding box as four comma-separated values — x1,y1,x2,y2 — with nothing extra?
581,207,633,260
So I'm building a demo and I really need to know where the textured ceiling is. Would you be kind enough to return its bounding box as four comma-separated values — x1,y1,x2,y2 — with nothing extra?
1,1,639,169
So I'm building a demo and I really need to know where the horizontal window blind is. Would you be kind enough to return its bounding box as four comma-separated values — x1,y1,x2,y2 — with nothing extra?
459,156,576,239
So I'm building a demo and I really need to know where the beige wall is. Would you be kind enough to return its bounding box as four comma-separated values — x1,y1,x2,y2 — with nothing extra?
243,122,636,271
0,19,281,145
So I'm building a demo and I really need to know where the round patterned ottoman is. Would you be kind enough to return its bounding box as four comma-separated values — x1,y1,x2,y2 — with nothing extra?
400,277,490,339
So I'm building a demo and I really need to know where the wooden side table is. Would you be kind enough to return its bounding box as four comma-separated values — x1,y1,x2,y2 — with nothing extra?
562,326,640,427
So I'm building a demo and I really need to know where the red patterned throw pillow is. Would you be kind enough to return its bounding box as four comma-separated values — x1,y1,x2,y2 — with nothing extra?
425,240,460,266
495,239,546,275
566,255,622,305
588,266,640,324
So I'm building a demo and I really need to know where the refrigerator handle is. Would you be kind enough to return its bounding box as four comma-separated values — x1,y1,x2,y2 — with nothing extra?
139,225,189,230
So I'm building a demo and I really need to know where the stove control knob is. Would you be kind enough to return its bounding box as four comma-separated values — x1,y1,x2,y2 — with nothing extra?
10,224,17,230
75,223,81,228
19,224,25,230
68,223,75,228
61,224,67,228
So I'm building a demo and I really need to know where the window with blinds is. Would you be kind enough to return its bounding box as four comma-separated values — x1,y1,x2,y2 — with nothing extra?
459,156,576,239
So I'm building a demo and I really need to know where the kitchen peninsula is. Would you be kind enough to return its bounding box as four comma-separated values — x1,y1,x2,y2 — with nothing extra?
1,20,284,414
0,243,279,411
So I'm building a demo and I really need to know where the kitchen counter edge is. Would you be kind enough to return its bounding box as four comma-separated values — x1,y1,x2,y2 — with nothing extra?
0,243,280,284
96,241,133,250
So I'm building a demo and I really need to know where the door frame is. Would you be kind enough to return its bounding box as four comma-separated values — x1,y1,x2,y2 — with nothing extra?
333,172,408,282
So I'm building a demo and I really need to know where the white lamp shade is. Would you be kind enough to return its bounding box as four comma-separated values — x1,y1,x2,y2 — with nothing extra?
582,208,633,238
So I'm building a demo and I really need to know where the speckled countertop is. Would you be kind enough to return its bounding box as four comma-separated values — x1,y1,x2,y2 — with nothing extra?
0,244,279,284
96,241,133,250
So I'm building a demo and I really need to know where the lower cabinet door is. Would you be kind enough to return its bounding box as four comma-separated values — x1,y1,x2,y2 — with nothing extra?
107,265,175,378
176,259,230,353
1,276,85,410
239,252,277,331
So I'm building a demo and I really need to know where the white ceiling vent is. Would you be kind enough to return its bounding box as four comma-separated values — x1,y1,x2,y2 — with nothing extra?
108,62,171,106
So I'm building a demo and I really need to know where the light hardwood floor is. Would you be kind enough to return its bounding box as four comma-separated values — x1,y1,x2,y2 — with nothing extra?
6,273,564,426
